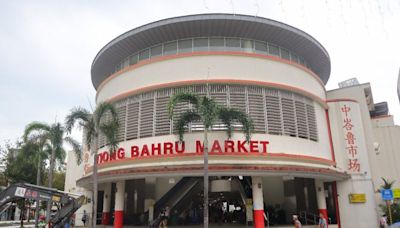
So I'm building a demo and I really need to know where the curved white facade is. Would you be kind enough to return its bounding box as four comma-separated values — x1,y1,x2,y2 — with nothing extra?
65,14,386,228
97,54,326,103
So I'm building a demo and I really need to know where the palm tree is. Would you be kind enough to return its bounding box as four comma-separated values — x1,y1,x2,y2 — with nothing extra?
381,177,395,190
380,177,396,225
65,102,119,228
168,92,253,228
22,132,49,227
23,121,82,221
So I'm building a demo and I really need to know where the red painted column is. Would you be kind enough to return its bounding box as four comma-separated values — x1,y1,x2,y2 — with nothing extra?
252,176,265,228
102,212,110,225
114,181,125,228
315,179,328,226
102,183,111,225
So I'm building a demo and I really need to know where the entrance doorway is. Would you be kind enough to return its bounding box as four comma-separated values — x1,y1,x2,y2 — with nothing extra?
209,191,246,225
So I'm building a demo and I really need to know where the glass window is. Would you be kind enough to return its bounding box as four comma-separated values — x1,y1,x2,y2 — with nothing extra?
241,39,254,53
163,41,177,55
139,49,150,61
299,58,306,66
115,63,122,72
291,53,299,63
150,45,162,57
129,54,138,65
209,38,224,51
225,38,241,51
193,38,208,51
281,49,290,60
254,41,268,54
178,39,192,53
122,58,129,68
268,44,280,56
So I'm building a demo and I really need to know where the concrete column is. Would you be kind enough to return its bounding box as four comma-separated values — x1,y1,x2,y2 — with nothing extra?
14,207,20,221
252,176,265,228
145,177,156,222
102,183,112,225
315,180,328,220
114,181,125,228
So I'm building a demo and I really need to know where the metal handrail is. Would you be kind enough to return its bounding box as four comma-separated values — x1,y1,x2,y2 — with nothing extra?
299,211,331,225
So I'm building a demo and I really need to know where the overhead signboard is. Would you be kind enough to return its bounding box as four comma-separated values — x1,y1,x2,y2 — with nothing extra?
349,193,366,203
381,189,394,201
393,189,400,199
14,187,26,197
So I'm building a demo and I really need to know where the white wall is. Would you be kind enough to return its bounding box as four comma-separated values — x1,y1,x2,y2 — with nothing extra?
336,178,378,228
327,85,379,227
371,120,400,190
96,54,326,103
64,150,93,227
94,130,332,176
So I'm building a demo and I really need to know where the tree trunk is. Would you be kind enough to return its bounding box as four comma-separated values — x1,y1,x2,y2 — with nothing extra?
20,200,25,228
34,154,41,228
203,128,209,228
92,153,98,228
46,148,55,222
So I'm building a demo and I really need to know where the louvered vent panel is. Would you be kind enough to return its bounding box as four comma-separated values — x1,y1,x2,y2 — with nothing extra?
210,85,228,131
139,98,154,138
295,101,308,139
98,112,111,148
229,93,246,112
126,101,139,140
172,88,191,133
306,104,318,141
116,105,127,141
229,86,246,131
265,95,282,135
281,98,297,137
155,97,171,136
114,84,319,142
248,93,265,132
191,85,206,131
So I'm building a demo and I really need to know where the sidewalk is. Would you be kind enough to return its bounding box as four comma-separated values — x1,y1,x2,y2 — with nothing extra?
74,225,322,228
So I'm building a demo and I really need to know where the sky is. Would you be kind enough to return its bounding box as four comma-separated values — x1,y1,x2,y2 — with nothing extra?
1,0,400,146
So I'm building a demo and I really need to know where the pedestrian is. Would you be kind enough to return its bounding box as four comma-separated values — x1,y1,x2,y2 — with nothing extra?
380,214,388,228
318,213,327,228
292,215,302,228
159,205,170,228
81,210,87,227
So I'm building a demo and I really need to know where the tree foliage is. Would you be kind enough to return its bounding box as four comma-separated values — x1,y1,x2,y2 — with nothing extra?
381,177,395,190
380,202,400,224
65,101,119,228
168,92,253,142
2,140,45,185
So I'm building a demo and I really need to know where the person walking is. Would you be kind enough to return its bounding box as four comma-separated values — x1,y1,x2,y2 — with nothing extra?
81,210,88,227
292,215,302,228
318,213,327,228
159,205,170,228
380,214,388,228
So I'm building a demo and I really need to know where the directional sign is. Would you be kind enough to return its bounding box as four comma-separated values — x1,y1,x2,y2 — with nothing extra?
14,187,26,197
381,189,394,201
393,189,400,199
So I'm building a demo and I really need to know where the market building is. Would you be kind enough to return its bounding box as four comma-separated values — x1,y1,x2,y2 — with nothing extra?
65,14,399,228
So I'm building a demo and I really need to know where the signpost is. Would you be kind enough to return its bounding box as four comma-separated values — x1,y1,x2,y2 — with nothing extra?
381,189,394,225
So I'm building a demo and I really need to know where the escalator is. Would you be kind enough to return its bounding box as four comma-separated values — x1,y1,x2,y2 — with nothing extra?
148,177,201,226
152,177,201,217
0,183,84,228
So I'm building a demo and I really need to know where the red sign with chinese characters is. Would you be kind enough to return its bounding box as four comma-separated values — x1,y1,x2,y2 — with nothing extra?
341,104,361,173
